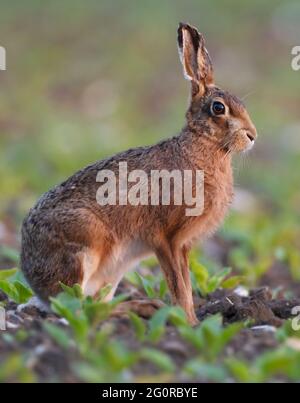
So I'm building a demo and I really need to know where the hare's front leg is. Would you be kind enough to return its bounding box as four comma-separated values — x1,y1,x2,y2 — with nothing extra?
155,241,199,326
176,244,198,325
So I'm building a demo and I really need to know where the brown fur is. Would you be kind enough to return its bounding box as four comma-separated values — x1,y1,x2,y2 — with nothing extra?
21,23,257,325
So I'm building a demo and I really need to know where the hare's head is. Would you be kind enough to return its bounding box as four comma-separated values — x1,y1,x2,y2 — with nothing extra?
178,23,257,153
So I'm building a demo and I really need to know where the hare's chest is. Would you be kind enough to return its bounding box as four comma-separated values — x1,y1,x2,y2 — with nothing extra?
202,166,233,230
180,165,233,245
206,175,233,221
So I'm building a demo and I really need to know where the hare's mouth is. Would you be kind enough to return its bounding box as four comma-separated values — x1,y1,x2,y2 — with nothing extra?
243,129,256,149
242,131,256,152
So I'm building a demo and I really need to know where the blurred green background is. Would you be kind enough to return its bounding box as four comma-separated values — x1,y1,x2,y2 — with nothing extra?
0,0,299,275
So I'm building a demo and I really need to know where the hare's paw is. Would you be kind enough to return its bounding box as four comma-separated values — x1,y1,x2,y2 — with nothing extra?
17,296,50,314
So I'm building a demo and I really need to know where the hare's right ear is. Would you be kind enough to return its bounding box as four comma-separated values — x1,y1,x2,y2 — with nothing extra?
177,22,214,97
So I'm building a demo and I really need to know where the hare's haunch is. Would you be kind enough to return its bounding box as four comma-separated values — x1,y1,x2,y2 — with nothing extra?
21,23,257,325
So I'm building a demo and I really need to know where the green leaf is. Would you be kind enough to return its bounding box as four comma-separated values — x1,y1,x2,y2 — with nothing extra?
50,296,88,344
0,279,32,304
142,257,158,268
257,349,299,380
124,271,140,287
136,273,156,298
140,348,175,373
178,326,204,350
0,268,18,281
216,267,232,280
207,276,221,293
99,284,112,300
73,362,105,383
148,306,170,342
9,270,30,287
83,299,112,325
59,283,83,299
14,281,33,303
190,259,209,296
222,275,244,289
168,307,188,327
52,291,81,314
104,341,138,371
158,278,168,299
148,306,187,342
226,358,255,383
44,322,71,349
0,355,36,383
59,282,75,295
184,359,228,382
179,315,242,361
207,267,232,293
73,284,84,299
276,319,300,342
109,293,128,308
0,280,19,302
129,312,146,342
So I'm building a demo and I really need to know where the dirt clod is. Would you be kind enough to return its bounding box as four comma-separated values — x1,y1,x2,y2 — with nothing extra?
197,287,300,327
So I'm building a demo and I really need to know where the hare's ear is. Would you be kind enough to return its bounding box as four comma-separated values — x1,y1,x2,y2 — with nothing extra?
177,22,214,96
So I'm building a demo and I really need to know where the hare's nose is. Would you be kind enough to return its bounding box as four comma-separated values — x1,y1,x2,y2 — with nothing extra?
246,126,257,142
246,132,256,142
246,124,257,143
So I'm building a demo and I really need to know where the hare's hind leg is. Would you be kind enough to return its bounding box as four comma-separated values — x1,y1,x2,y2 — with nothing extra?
81,242,125,299
21,241,84,301
85,240,166,319
80,248,102,297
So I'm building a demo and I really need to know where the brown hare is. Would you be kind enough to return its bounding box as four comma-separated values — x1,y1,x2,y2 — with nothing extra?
21,23,257,325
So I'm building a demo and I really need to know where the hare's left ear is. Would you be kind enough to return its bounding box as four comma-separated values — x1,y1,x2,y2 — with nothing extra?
177,22,214,96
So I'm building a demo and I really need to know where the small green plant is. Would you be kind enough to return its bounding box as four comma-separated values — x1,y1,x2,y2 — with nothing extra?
183,360,228,382
190,259,243,297
0,268,33,304
0,354,36,383
129,312,147,342
47,283,177,381
139,348,175,373
49,283,125,351
179,315,243,361
129,305,188,344
226,347,300,383
0,268,18,280
148,306,188,343
276,319,300,342
126,272,168,300
229,248,271,286
71,327,140,382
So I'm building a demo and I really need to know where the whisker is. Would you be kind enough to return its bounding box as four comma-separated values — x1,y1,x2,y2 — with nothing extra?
241,90,257,101
219,141,232,161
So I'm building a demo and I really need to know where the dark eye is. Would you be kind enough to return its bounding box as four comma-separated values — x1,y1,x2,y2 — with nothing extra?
212,101,226,115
